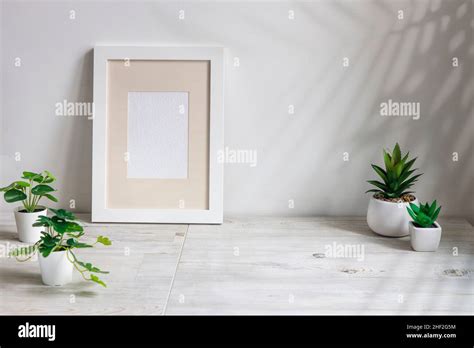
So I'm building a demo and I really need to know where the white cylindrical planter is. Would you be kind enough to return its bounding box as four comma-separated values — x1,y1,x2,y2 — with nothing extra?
38,251,73,286
14,206,48,243
409,221,442,252
367,196,418,237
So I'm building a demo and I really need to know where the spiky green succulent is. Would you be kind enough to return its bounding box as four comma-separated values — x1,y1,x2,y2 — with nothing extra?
407,200,441,228
366,143,423,199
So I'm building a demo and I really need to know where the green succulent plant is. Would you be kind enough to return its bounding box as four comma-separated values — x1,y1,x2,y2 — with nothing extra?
10,209,112,287
0,171,57,212
407,201,441,228
366,143,423,199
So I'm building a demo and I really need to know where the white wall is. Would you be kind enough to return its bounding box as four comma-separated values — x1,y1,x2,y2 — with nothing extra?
1,0,473,222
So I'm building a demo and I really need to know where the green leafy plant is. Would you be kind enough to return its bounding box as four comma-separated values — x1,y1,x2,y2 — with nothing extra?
10,209,112,287
366,143,423,199
407,200,441,228
0,171,57,212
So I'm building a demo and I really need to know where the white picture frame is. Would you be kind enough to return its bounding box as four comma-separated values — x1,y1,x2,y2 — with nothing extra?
92,46,224,223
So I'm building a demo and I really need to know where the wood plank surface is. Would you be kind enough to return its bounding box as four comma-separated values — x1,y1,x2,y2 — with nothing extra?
0,214,472,315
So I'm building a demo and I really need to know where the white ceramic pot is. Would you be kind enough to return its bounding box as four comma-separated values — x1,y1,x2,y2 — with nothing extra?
409,221,442,252
14,206,48,243
38,250,73,286
367,196,418,237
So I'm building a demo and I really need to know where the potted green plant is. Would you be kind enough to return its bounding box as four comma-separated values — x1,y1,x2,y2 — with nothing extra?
407,200,442,251
366,144,423,237
0,171,57,243
10,209,111,287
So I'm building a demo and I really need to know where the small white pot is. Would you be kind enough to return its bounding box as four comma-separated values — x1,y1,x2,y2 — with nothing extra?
38,250,73,286
409,221,442,252
367,196,418,237
14,206,48,243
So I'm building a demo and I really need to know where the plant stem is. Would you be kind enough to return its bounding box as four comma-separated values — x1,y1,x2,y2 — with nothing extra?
33,194,41,210
15,242,39,262
21,187,28,212
52,233,65,253
67,250,91,281
27,179,33,212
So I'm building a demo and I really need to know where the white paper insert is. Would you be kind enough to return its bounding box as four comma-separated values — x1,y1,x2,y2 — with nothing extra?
127,91,189,179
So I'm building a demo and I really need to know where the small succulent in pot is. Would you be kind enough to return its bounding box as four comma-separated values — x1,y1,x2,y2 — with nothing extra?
407,201,441,228
366,144,423,237
0,171,58,243
407,201,442,252
10,209,112,287
366,143,422,202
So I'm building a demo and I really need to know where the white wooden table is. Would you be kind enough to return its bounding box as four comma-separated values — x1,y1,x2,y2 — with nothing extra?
0,214,472,315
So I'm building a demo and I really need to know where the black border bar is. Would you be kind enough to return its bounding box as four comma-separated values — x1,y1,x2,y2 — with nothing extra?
0,315,472,346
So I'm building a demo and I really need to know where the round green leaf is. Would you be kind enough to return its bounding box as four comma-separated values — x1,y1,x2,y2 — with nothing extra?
22,171,41,180
32,176,45,183
44,193,58,202
97,235,112,246
50,208,75,220
51,219,68,233
90,274,107,287
4,189,27,203
31,184,55,195
14,181,30,188
33,215,53,227
65,222,83,232
0,183,15,192
42,170,56,183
